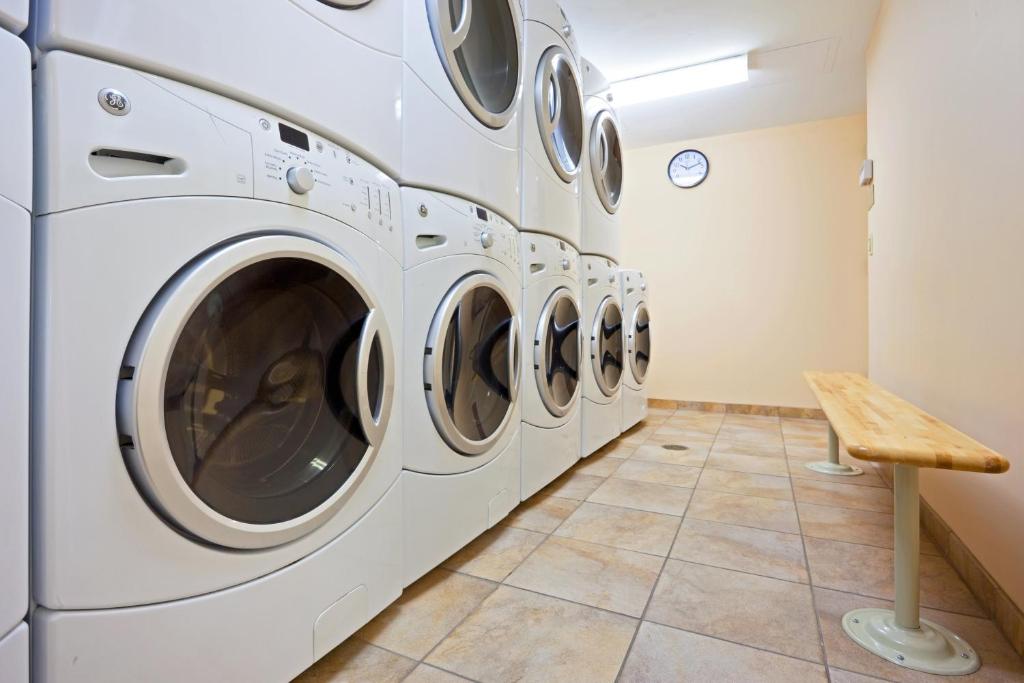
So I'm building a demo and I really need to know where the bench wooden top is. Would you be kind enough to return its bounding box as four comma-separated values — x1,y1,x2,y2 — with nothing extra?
804,371,1010,474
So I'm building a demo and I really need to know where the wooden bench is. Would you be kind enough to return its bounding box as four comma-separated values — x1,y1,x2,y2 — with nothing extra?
804,371,1010,676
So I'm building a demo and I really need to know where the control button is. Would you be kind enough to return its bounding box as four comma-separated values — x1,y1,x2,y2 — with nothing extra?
286,166,315,195
561,257,571,271
480,232,494,248
641,282,647,292
608,273,615,283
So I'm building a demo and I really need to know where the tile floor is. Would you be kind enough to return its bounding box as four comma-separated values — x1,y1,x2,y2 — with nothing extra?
295,408,1024,682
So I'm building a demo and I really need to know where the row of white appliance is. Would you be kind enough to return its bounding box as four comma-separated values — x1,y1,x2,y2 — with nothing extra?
4,0,651,680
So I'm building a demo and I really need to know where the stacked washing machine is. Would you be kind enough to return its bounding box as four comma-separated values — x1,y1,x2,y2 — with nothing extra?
620,269,652,431
0,2,31,682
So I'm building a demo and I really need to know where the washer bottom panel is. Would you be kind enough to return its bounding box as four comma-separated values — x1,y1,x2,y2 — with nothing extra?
31,479,404,683
0,623,27,683
521,414,581,500
581,397,622,457
402,428,522,587
621,386,648,433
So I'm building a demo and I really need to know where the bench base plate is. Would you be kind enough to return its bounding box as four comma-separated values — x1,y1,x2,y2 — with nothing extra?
805,460,863,476
843,608,980,675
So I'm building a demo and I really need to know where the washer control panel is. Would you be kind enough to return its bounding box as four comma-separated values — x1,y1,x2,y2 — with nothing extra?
468,203,519,269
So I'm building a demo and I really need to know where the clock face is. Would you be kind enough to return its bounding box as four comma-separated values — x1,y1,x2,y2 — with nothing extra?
668,149,709,188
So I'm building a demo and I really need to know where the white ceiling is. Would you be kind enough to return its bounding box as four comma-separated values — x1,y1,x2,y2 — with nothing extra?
557,0,882,148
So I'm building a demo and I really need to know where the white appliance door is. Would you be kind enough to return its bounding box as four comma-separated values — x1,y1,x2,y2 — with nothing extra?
426,0,522,128
534,287,581,417
535,45,584,182
590,296,623,396
425,273,520,455
117,235,395,550
627,302,650,384
589,109,623,214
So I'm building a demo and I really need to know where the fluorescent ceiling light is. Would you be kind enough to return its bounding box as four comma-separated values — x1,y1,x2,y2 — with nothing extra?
611,54,749,106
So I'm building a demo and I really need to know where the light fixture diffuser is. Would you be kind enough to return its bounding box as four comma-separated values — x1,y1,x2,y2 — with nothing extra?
612,54,749,106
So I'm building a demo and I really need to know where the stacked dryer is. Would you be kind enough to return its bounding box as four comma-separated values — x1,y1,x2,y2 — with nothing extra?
579,58,627,455
620,269,651,431
0,2,30,681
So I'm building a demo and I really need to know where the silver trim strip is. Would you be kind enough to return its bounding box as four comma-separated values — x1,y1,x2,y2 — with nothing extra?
627,301,650,385
589,109,623,214
590,295,623,397
535,46,583,183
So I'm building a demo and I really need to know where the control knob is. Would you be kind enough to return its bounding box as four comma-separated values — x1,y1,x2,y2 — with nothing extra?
286,166,315,195
561,257,571,271
480,231,494,249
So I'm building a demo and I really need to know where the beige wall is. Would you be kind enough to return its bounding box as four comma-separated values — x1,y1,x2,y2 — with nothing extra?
621,115,869,408
866,0,1024,606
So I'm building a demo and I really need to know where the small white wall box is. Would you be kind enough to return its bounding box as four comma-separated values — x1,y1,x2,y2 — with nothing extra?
859,159,874,186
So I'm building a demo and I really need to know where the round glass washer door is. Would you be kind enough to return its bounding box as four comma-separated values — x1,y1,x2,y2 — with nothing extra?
425,273,520,455
627,302,650,384
590,295,623,396
589,109,624,214
426,0,522,129
117,235,395,550
534,287,582,417
535,45,584,183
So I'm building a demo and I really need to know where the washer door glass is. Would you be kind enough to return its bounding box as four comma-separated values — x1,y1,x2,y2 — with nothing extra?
628,302,650,384
589,110,623,214
426,274,519,454
427,0,521,129
535,288,581,417
119,236,394,549
591,296,623,396
535,46,584,182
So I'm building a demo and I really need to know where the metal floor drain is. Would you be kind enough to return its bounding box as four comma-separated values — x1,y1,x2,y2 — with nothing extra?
662,444,690,451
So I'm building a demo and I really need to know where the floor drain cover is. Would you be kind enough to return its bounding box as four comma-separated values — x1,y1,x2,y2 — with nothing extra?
662,444,690,451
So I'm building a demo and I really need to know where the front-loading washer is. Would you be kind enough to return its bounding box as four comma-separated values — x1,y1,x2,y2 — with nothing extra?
520,233,582,498
29,0,404,174
518,0,585,247
401,0,524,224
580,59,624,262
620,269,651,432
580,255,623,456
0,26,30,683
32,52,405,682
400,187,522,585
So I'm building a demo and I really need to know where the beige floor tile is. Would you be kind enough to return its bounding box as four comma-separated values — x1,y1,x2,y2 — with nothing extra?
355,569,496,660
827,668,892,683
630,442,710,467
294,639,415,682
646,430,717,448
716,425,785,446
541,470,606,501
804,537,984,617
784,444,830,461
664,415,723,434
793,479,893,513
442,525,546,581
722,414,781,429
573,450,625,477
782,433,828,449
713,439,788,458
505,536,663,617
798,502,900,550
619,621,827,683
651,424,720,442
613,459,702,488
706,451,791,476
815,587,1024,682
781,417,829,434
687,489,800,534
697,468,793,501
500,495,579,534
618,424,658,445
646,560,823,662
670,518,808,583
588,476,694,516
788,458,889,488
594,440,640,459
426,586,637,683
403,664,471,682
555,501,680,555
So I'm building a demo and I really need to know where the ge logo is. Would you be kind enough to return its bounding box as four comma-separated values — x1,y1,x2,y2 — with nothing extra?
97,88,131,116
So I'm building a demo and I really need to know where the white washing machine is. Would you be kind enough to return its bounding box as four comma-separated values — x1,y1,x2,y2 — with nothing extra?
400,187,522,585
519,0,584,247
0,25,30,683
580,59,624,262
0,0,27,33
402,0,524,223
29,0,404,174
520,233,582,498
580,255,623,456
620,269,651,431
32,52,405,682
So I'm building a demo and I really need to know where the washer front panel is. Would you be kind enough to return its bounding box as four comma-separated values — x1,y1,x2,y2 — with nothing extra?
118,234,395,550
590,295,623,396
425,272,520,455
627,301,650,384
426,0,522,129
588,109,623,214
534,45,584,183
534,287,581,417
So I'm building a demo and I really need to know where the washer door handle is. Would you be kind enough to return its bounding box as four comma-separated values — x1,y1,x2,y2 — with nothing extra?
445,0,473,51
356,307,394,447
508,316,521,405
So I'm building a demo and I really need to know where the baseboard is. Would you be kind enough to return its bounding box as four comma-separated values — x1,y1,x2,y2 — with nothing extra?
648,397,825,420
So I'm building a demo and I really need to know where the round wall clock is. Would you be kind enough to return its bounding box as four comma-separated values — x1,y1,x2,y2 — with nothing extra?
668,149,709,188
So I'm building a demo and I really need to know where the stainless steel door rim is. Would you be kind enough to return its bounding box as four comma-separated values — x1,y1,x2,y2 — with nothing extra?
534,287,582,417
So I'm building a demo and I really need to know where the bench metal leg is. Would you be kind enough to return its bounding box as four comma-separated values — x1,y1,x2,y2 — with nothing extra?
841,465,980,675
805,424,863,476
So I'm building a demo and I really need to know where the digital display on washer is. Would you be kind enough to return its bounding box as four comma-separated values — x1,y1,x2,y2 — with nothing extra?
475,207,488,221
278,123,310,151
